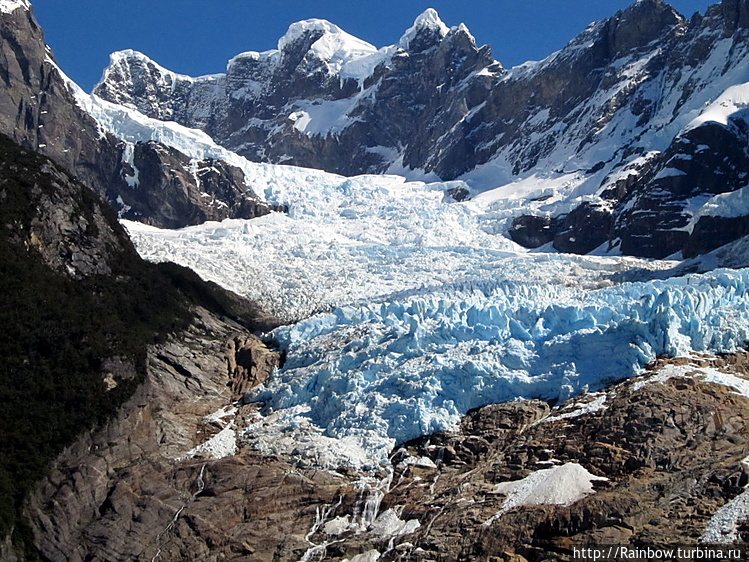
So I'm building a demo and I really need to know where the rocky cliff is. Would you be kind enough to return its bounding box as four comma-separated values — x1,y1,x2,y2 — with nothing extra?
0,129,281,559
0,1,278,228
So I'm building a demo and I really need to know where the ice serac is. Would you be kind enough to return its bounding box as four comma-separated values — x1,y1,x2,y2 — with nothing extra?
244,268,749,468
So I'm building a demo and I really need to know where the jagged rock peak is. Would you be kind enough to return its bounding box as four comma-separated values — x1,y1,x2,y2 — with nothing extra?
0,0,29,15
704,0,749,32
561,0,682,61
605,0,683,54
399,8,450,48
620,0,682,20
105,49,179,77
95,49,187,92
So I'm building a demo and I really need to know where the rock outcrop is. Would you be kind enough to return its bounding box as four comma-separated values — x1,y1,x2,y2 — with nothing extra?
227,336,280,399
22,309,291,562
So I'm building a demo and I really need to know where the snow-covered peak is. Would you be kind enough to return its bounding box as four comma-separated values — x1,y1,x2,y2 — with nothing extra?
109,49,194,79
399,8,450,48
106,50,166,74
278,18,375,54
276,18,383,81
0,0,29,14
95,49,196,92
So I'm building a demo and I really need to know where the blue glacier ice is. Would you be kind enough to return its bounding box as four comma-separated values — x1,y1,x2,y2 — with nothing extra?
246,268,749,467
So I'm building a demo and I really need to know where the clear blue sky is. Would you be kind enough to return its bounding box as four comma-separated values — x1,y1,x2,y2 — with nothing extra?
31,0,714,92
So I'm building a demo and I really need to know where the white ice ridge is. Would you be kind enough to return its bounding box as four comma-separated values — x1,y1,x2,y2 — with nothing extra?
0,0,28,14
244,269,749,468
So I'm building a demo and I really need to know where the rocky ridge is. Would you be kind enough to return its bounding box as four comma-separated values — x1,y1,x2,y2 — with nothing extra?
0,2,278,228
94,0,749,258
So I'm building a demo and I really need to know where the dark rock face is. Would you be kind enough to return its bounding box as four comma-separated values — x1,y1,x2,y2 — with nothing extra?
0,4,276,229
0,128,284,559
23,310,293,562
553,203,613,255
509,215,564,248
614,117,749,258
685,215,749,257
0,133,131,277
227,335,280,400
116,141,284,228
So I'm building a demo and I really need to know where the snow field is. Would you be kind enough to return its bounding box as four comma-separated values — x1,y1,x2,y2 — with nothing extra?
0,0,27,14
485,463,608,525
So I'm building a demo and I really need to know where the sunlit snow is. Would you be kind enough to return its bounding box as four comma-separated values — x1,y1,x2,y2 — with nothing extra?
0,0,28,14
485,463,608,524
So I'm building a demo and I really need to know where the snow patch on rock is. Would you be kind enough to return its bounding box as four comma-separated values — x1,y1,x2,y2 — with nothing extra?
370,508,420,537
542,393,608,423
485,463,608,524
0,0,29,14
182,425,237,460
701,489,749,544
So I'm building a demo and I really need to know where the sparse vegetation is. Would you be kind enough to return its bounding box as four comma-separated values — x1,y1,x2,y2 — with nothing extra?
0,134,243,549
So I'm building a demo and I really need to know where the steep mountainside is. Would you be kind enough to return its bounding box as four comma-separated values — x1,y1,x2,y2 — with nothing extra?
94,0,749,258
0,0,278,228
0,129,279,558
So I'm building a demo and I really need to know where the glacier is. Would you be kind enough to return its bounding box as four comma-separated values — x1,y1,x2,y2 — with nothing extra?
243,268,749,468
112,108,749,470
54,11,749,471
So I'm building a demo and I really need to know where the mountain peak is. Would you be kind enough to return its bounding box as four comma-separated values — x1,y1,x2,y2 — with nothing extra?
0,0,29,15
276,18,380,81
277,18,376,55
399,8,450,48
278,19,345,51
